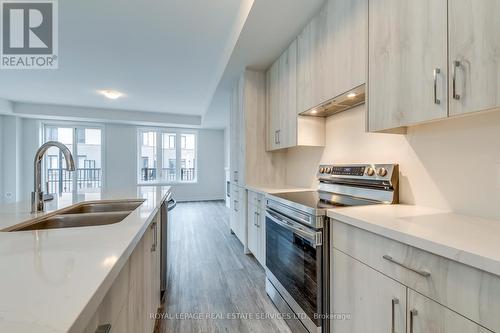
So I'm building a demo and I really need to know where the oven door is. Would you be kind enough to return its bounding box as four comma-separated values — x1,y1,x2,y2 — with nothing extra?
265,209,323,331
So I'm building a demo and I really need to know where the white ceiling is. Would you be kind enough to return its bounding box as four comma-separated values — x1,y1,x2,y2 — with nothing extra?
0,0,324,129
0,0,250,116
203,0,324,128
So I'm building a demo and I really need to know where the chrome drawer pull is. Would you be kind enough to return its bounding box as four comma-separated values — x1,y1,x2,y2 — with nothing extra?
433,68,441,105
410,309,418,333
95,324,111,333
383,255,431,277
452,60,461,100
391,298,399,333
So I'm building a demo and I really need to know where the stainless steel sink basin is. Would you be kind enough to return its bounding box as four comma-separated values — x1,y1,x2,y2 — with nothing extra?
5,199,145,232
12,212,132,231
60,200,144,214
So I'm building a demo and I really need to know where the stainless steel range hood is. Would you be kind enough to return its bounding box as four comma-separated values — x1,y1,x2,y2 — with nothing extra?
299,84,365,117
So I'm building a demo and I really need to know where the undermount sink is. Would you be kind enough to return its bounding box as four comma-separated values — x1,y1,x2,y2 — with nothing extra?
60,200,144,214
6,199,145,232
13,212,132,231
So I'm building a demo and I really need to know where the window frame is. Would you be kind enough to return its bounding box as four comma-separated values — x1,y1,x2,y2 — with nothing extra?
137,127,198,185
41,121,105,192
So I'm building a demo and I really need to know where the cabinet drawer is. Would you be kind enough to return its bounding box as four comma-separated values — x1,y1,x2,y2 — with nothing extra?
331,219,500,332
247,190,264,209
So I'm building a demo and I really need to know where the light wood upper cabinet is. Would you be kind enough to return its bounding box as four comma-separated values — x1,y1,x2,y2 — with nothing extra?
267,39,325,151
368,0,448,132
297,5,329,113
266,61,280,151
326,0,367,98
448,0,500,116
331,248,407,333
408,290,491,333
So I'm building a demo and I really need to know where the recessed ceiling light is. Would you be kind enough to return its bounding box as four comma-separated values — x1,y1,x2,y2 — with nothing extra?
98,89,124,100
310,109,318,114
347,92,357,99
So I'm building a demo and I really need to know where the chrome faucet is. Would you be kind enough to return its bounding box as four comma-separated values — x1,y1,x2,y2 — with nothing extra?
32,141,76,212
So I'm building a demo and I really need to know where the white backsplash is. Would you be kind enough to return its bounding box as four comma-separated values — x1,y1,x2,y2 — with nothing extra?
285,105,500,220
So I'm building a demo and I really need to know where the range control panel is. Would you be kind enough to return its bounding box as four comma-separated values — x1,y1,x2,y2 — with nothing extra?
318,164,396,179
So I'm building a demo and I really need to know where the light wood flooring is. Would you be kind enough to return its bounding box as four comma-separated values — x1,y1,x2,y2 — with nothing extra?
156,201,292,333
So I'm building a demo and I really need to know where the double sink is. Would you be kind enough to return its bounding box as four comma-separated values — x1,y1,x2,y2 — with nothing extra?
6,200,145,232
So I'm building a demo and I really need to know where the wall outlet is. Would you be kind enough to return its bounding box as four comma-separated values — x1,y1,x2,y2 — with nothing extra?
4,192,13,199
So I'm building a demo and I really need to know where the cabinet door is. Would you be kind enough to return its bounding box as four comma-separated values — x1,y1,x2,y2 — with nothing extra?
331,249,407,333
297,4,329,113
266,60,280,151
257,208,266,267
279,39,298,149
247,203,259,256
368,0,448,131
326,0,367,97
448,0,500,116
407,290,491,333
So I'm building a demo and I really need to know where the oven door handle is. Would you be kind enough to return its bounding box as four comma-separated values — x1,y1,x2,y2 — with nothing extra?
266,211,322,246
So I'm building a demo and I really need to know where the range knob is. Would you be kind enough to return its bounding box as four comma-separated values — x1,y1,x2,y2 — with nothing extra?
325,167,332,174
319,167,325,173
366,167,375,176
377,167,388,177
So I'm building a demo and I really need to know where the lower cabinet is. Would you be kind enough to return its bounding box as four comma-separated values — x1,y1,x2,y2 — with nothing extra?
331,249,407,333
331,220,497,333
83,213,161,333
408,290,490,333
230,184,247,249
246,190,266,266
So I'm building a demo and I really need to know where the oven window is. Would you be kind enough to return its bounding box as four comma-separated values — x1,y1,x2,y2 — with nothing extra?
266,216,321,325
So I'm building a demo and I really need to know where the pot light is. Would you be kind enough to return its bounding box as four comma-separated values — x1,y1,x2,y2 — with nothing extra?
310,109,318,115
98,89,124,100
347,92,357,99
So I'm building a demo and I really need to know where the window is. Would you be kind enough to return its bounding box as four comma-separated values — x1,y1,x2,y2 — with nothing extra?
43,125,103,195
138,129,197,183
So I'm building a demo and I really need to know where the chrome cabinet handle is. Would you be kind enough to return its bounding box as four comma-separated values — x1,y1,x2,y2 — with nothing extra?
253,212,257,226
383,255,431,277
95,324,111,333
452,60,461,100
150,221,157,252
391,298,399,333
234,171,238,183
256,212,260,227
274,131,278,145
433,68,441,104
234,200,238,212
277,130,281,145
410,309,418,333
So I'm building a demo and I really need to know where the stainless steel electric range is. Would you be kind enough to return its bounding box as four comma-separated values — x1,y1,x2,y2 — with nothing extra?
265,164,399,333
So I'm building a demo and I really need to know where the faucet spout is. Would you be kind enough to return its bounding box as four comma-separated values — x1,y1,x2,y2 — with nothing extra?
32,141,76,212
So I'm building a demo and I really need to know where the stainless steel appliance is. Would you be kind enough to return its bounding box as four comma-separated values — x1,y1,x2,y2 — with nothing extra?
265,164,399,333
161,191,177,298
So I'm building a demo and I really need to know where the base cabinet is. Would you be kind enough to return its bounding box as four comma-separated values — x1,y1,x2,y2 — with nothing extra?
230,184,247,248
246,190,266,266
331,220,497,333
408,290,491,333
83,213,161,333
331,249,407,333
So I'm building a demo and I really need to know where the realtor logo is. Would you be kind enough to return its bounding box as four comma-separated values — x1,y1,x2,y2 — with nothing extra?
1,0,58,69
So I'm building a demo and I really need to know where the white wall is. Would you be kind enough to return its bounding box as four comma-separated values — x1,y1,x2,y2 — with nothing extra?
1,116,23,202
6,118,225,203
0,115,3,200
285,106,500,220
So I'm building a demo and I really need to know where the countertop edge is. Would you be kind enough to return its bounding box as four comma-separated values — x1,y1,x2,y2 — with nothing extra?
327,209,500,277
67,206,160,333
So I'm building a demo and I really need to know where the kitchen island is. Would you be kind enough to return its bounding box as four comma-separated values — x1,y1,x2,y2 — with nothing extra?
0,186,170,333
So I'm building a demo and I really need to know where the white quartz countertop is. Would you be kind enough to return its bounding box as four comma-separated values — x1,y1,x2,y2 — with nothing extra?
327,205,500,277
245,184,313,195
0,186,170,333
